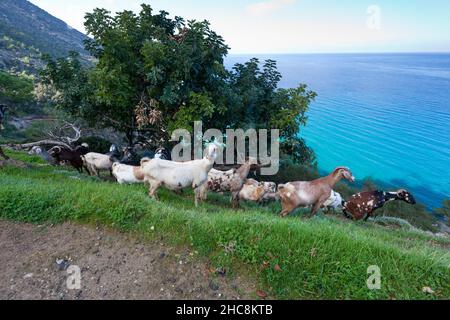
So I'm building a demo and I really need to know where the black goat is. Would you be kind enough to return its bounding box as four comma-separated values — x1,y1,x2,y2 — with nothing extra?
48,144,89,173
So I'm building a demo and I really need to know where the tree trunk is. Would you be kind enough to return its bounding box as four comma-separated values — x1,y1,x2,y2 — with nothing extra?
6,140,72,150
126,129,134,147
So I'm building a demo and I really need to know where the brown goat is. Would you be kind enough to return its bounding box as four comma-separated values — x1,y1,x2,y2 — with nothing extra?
343,189,416,221
278,167,355,217
238,179,267,202
49,145,89,173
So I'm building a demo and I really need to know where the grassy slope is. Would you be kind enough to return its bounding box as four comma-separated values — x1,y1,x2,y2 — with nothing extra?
1,150,449,300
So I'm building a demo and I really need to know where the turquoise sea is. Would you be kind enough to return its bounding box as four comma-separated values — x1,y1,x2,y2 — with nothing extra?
226,53,450,208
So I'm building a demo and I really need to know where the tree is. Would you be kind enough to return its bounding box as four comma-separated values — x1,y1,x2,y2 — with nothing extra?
0,70,34,113
224,58,317,165
40,4,317,166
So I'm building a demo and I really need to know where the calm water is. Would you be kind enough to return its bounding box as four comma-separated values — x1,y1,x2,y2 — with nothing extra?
226,53,450,208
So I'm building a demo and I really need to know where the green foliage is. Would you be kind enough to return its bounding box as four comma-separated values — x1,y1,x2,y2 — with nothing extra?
434,200,450,225
40,52,91,117
375,201,439,232
0,70,34,105
40,4,317,165
269,159,320,185
76,136,112,154
0,155,449,300
224,59,317,165
169,92,217,132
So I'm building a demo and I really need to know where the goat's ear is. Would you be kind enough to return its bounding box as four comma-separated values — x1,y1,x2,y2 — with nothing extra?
140,158,151,166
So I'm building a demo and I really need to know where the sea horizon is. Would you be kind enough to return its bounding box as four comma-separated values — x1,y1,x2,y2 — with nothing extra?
226,52,450,209
228,51,450,56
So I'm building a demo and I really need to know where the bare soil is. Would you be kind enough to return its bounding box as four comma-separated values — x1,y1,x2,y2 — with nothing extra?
0,220,256,300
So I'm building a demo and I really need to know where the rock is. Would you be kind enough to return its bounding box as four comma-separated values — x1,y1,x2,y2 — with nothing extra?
422,286,435,294
23,273,33,279
56,259,70,271
209,280,219,291
256,290,267,299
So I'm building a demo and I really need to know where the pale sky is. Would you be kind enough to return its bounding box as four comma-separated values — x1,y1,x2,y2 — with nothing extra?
29,0,450,54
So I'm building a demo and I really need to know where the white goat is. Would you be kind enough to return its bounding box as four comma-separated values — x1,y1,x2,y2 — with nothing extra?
112,163,145,184
82,152,114,177
140,144,218,206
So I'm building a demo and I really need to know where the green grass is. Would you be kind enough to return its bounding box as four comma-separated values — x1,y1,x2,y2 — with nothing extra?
1,150,449,300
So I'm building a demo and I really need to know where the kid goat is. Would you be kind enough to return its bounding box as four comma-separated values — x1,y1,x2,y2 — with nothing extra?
342,189,416,221
278,167,355,217
112,163,145,184
140,144,218,207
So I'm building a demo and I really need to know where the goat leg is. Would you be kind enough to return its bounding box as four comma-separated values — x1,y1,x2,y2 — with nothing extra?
279,207,294,218
194,188,202,208
198,184,208,201
148,181,160,200
342,208,353,220
310,195,329,217
231,191,240,209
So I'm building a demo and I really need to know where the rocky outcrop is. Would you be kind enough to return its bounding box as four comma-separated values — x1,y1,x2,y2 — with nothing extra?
0,0,90,73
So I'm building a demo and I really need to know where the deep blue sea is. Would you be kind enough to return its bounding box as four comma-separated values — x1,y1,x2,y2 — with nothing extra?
226,53,450,209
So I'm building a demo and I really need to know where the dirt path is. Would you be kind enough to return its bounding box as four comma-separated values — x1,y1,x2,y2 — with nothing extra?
0,221,256,300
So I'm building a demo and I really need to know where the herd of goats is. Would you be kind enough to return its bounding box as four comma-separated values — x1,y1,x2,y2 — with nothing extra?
0,103,417,221
26,141,417,222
